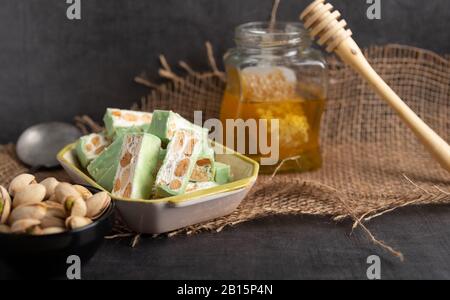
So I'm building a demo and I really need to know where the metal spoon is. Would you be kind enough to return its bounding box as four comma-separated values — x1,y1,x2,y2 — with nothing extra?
16,122,81,169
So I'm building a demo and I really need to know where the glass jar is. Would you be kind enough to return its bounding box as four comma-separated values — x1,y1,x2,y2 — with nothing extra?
220,22,328,174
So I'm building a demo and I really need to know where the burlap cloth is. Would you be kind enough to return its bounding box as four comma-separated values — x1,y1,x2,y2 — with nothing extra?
1,44,449,257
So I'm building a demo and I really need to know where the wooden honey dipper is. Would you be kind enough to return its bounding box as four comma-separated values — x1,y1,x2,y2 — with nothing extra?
300,0,450,173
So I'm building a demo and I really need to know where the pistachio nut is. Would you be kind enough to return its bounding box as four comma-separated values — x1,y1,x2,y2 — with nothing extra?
12,184,46,209
86,192,111,219
65,216,92,230
9,203,47,225
40,216,65,229
74,185,93,200
44,201,66,218
11,218,41,234
8,174,37,197
64,196,87,217
0,186,12,224
47,194,57,203
29,226,44,236
41,227,66,235
0,224,11,234
55,183,81,204
40,177,59,199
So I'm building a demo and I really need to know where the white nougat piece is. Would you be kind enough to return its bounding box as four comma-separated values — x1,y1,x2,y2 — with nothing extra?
112,133,161,200
75,132,109,168
104,108,153,138
155,129,203,197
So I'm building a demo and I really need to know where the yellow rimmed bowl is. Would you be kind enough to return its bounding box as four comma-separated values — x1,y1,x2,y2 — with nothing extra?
57,143,259,234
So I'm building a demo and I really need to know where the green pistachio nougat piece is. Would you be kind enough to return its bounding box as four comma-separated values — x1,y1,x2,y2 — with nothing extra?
112,133,161,200
214,162,233,184
149,110,208,145
76,132,110,168
190,145,215,182
103,108,153,139
87,135,125,191
155,129,203,198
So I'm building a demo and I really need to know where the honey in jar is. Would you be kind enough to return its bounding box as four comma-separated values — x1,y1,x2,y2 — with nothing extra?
220,22,328,173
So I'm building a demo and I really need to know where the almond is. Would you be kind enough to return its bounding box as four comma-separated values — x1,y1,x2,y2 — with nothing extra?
169,179,182,190
175,158,190,177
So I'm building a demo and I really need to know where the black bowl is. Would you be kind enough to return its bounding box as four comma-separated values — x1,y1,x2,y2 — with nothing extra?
0,187,115,278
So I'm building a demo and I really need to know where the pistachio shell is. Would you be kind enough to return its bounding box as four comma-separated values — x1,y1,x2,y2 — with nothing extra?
0,186,12,224
45,200,64,209
86,192,111,219
44,201,66,218
9,203,47,225
65,216,92,230
40,216,65,229
8,174,37,197
13,184,46,209
41,227,66,235
11,219,41,234
0,224,11,234
74,185,93,200
47,195,57,203
55,183,80,204
64,196,87,217
40,177,59,199
29,226,44,235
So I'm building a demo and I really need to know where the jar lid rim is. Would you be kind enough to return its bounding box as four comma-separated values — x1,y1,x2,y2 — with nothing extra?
235,22,309,48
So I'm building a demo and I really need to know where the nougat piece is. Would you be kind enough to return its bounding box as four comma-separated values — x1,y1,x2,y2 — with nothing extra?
186,181,219,193
112,133,161,199
214,162,232,184
76,132,110,168
155,129,203,197
87,135,125,191
149,110,207,145
103,108,153,139
190,145,215,182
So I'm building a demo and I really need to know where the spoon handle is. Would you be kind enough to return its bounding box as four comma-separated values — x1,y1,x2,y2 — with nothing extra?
336,39,450,172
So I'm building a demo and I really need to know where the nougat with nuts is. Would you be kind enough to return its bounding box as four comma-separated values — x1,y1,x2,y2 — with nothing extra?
149,110,208,145
76,132,110,168
87,135,125,192
190,145,215,182
103,108,153,139
155,129,203,197
214,162,233,185
112,133,161,199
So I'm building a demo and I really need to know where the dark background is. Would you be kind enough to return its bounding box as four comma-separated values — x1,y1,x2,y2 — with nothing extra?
0,0,450,143
1,0,450,280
